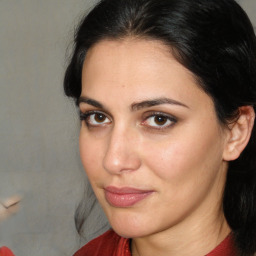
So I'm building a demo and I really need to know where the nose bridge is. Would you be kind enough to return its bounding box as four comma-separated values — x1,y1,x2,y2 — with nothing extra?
103,123,141,174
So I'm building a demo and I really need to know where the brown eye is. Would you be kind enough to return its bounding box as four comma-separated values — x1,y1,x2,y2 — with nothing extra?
154,116,168,125
86,112,111,126
95,113,107,123
142,113,176,129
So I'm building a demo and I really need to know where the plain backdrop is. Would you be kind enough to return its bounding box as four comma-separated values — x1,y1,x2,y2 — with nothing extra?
0,0,255,255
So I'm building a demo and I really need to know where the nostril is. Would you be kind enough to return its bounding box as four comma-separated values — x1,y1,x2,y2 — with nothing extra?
103,146,141,174
102,126,141,174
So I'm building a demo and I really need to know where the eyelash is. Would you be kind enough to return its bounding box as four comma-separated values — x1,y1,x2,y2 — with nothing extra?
141,112,177,130
80,110,111,127
79,110,177,130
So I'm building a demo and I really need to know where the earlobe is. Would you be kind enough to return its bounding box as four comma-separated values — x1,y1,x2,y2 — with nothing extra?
223,106,255,161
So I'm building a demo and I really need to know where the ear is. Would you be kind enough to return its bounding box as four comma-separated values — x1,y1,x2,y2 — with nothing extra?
223,106,255,161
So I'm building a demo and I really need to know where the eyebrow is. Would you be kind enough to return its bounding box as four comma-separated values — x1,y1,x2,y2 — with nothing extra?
78,96,189,111
78,97,104,109
131,97,189,111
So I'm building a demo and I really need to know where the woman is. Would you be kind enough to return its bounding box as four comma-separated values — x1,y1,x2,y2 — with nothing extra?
64,0,256,255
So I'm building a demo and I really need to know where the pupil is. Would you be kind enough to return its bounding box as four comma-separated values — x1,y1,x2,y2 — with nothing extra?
95,114,106,122
155,116,167,125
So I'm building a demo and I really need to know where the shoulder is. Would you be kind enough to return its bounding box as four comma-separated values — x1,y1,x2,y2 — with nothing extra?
0,247,15,256
73,229,131,256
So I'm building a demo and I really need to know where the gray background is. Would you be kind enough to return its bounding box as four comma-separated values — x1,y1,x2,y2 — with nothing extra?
0,1,255,255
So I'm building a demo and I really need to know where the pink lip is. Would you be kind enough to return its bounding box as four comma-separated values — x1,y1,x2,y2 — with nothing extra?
104,186,154,207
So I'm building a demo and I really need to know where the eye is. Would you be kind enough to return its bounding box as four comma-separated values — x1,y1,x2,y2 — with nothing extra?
80,111,111,127
142,113,176,129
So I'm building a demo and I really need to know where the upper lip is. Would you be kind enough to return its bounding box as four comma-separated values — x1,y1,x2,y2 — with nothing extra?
104,186,154,194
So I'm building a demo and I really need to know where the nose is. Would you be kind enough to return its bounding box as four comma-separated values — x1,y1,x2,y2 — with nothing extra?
103,126,141,175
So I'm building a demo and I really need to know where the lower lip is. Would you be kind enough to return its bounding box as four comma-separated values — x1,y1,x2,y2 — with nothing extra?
104,190,153,207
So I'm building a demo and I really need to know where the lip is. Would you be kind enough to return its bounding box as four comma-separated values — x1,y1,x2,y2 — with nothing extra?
104,186,154,207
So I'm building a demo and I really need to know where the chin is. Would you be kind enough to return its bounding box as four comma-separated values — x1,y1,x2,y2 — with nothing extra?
106,210,154,238
112,225,149,239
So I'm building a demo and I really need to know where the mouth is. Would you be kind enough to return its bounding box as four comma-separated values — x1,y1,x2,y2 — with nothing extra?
104,186,154,207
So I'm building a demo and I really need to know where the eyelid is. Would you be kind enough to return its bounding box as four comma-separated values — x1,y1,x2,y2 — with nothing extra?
141,111,177,129
142,111,177,120
79,110,112,126
79,109,177,130
79,109,110,118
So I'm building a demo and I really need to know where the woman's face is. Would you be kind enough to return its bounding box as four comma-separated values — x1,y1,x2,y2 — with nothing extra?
79,39,229,238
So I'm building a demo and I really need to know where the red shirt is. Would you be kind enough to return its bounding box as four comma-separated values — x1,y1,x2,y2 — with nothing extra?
74,230,239,256
0,247,15,256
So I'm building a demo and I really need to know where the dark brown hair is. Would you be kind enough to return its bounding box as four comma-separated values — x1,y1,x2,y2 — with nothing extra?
64,0,256,254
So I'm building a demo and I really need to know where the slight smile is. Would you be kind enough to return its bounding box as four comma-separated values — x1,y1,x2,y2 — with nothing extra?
104,186,154,207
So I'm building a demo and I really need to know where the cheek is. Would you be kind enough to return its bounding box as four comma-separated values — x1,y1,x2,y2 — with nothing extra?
141,130,226,222
143,126,225,184
143,141,194,183
79,132,104,180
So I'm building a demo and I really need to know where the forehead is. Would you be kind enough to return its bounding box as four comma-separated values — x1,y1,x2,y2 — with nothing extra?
84,38,175,67
81,38,210,111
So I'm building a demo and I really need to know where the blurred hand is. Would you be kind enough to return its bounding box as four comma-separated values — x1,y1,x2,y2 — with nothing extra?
0,195,21,222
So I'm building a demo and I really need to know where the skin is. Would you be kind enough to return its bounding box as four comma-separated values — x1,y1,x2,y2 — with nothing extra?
79,38,232,256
